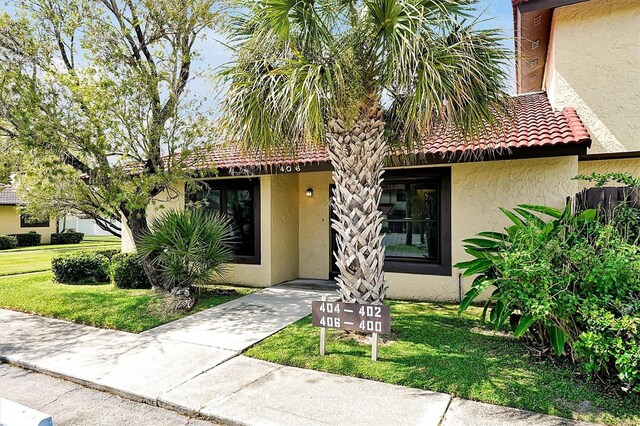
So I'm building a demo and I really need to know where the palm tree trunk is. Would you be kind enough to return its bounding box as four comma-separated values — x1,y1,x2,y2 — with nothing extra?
327,98,387,304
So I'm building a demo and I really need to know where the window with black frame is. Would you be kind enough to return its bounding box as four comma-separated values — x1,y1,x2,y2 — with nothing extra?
186,179,260,264
379,169,451,275
20,214,50,228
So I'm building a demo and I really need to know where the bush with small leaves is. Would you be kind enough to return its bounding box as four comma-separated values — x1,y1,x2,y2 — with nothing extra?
13,231,41,247
110,253,151,289
93,248,121,260
0,235,18,250
51,251,109,284
50,231,84,244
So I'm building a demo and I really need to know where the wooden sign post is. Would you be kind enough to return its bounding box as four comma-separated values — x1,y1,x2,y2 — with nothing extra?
312,298,391,361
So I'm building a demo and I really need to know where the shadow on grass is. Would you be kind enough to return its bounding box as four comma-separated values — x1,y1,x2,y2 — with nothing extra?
246,301,640,425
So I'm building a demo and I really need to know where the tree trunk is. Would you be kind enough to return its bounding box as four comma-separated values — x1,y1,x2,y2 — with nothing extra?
125,209,166,291
327,98,387,304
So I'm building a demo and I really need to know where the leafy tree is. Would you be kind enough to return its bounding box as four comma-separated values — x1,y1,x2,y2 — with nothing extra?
217,0,511,303
0,0,221,284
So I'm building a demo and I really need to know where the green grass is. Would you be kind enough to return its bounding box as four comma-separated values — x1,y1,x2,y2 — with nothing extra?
1,236,120,252
245,301,640,426
0,272,255,332
0,237,121,276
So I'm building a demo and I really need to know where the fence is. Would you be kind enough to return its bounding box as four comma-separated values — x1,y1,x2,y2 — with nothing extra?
573,186,640,217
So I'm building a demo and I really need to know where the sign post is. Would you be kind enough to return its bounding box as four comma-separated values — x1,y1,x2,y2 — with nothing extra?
319,295,327,356
312,300,391,361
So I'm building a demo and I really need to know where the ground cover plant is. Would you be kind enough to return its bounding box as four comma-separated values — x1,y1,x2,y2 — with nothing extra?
0,272,255,333
457,203,640,394
245,301,640,425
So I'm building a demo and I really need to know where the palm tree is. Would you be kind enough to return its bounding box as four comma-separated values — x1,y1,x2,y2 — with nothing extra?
217,0,510,304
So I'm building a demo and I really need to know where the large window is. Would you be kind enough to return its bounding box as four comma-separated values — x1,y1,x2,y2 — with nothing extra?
20,214,50,228
186,179,261,264
380,168,451,275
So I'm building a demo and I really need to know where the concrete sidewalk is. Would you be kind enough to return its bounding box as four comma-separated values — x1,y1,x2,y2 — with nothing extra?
0,288,595,426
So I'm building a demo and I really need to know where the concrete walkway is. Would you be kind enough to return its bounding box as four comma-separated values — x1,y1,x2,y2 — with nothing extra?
0,287,595,426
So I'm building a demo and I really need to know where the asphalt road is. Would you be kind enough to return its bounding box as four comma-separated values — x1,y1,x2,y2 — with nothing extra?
0,364,218,426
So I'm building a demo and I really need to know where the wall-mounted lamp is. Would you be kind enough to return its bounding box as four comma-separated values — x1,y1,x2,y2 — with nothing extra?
306,188,314,197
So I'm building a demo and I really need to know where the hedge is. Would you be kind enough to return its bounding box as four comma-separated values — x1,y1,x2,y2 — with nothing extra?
0,235,18,250
110,253,150,289
51,251,110,284
50,232,85,244
12,231,41,247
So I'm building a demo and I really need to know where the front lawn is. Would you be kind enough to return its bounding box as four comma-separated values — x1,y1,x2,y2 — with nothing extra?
0,272,255,332
245,301,640,426
0,237,121,276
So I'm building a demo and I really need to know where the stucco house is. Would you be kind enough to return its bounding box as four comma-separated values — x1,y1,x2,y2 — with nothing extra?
0,184,58,244
123,0,639,301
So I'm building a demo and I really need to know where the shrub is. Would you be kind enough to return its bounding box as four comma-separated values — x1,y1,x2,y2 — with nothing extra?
50,231,85,244
457,203,640,393
94,248,121,259
138,208,233,290
0,235,18,250
13,231,41,247
51,251,109,284
110,253,151,289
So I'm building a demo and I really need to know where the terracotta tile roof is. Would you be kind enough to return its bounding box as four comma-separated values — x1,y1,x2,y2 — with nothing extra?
0,184,20,205
176,93,589,172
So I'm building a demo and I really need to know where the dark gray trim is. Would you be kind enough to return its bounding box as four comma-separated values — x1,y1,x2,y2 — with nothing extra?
579,151,640,161
381,167,452,277
20,214,50,228
517,0,590,13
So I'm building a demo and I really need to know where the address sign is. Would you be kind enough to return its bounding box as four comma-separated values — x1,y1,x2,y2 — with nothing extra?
311,301,391,334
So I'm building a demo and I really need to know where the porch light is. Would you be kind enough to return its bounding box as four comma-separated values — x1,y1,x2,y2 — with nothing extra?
306,188,314,197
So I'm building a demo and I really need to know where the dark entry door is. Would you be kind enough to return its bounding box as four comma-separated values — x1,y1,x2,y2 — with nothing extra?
329,184,340,278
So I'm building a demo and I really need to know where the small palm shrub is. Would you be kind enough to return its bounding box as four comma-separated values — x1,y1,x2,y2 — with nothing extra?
51,251,110,284
138,209,233,291
457,203,640,393
110,253,151,289
0,235,18,250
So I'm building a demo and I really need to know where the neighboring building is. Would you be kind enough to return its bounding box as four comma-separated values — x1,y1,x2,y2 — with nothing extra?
123,0,638,301
514,0,640,179
0,184,58,244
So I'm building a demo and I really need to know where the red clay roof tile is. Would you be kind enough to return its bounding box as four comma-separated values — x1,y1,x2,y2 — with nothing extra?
176,93,590,172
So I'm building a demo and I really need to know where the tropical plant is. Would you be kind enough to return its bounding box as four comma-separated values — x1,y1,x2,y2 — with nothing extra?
457,203,640,393
138,209,233,292
217,0,511,303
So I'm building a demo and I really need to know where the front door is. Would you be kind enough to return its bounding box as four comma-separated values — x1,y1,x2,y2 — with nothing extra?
329,184,340,278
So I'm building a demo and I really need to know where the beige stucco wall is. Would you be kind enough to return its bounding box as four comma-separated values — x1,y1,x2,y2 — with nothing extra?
545,0,640,153
0,205,57,244
298,172,334,280
385,157,578,300
123,156,584,301
121,175,302,287
577,158,640,189
269,173,300,284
